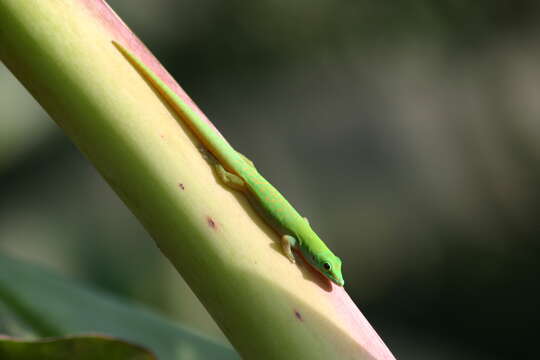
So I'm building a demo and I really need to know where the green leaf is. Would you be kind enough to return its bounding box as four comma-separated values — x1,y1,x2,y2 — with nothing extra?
0,335,156,360
0,255,239,360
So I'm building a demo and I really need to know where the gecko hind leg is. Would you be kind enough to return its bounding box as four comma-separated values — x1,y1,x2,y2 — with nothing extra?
237,151,256,169
281,235,297,263
214,164,246,191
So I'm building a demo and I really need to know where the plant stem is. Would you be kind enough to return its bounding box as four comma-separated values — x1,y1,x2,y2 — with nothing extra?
0,1,395,359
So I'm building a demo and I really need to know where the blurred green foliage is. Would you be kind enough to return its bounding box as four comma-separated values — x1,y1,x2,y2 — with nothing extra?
0,336,156,360
2,1,540,358
0,255,238,359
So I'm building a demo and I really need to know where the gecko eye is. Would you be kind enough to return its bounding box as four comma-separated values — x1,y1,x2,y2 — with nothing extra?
323,262,331,271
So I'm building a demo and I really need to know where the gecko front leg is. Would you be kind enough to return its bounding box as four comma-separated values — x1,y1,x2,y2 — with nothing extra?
281,235,297,263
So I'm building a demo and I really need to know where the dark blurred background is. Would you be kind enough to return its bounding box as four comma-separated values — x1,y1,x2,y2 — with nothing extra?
2,1,540,358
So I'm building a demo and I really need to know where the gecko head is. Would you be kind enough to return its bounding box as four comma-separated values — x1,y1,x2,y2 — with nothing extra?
316,254,344,287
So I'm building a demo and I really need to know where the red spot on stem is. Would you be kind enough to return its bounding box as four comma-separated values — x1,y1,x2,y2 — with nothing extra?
207,216,217,229
294,309,303,321
178,183,185,190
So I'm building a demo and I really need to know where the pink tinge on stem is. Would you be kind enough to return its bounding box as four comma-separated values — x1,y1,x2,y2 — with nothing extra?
79,0,224,137
330,285,396,360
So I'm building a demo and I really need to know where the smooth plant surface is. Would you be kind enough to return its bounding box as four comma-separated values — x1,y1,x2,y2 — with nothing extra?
0,0,395,359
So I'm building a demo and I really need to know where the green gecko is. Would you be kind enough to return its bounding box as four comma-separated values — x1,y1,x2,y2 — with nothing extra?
113,41,344,287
